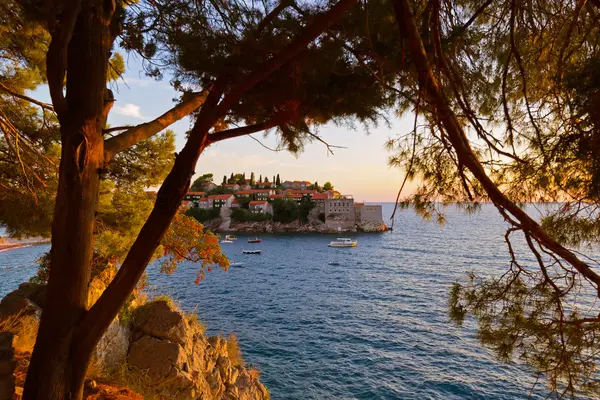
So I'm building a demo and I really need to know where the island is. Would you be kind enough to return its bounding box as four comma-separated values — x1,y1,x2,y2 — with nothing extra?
173,173,388,233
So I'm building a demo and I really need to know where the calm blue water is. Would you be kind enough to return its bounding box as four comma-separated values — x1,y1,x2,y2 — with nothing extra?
0,204,597,399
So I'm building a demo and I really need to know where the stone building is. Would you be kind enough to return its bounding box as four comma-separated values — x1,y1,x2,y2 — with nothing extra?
324,195,356,231
354,203,383,223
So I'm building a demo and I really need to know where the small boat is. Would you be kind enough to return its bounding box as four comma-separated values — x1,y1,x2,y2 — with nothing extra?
242,250,261,254
248,237,262,243
327,238,357,248
226,235,238,240
328,261,340,266
220,239,233,244
230,262,244,268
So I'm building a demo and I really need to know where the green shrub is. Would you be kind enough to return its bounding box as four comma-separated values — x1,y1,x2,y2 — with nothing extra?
186,207,219,222
231,208,271,222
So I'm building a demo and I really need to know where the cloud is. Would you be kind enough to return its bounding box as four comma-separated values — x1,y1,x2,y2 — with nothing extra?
113,103,146,120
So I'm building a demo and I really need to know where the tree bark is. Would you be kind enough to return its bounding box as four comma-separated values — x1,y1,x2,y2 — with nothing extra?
23,1,114,398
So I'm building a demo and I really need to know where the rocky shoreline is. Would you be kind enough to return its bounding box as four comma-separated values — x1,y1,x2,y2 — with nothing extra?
202,218,389,233
0,277,269,399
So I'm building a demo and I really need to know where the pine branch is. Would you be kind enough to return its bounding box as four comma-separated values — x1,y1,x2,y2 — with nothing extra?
103,91,208,162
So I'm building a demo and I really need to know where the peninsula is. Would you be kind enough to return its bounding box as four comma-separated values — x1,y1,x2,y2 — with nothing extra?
174,173,388,233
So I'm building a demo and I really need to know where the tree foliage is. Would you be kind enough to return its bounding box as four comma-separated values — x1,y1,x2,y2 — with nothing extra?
190,173,214,191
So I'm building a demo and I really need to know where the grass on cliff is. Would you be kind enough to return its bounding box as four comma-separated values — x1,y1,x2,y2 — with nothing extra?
0,311,38,352
226,334,245,367
110,363,162,400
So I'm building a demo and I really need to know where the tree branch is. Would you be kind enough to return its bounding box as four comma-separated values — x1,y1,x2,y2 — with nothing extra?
256,0,295,35
75,0,359,359
214,0,359,118
103,91,208,162
391,0,600,294
45,0,82,116
207,117,285,144
0,82,55,111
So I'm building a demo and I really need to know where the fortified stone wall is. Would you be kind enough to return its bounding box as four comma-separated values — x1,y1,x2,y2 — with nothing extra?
357,204,383,223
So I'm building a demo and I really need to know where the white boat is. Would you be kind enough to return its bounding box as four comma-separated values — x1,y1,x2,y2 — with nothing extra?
226,235,238,240
328,261,340,265
327,238,357,248
220,239,233,244
230,261,244,267
242,249,261,254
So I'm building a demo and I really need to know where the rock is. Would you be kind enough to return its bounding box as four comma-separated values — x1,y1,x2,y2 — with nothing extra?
356,220,388,232
92,318,129,371
131,300,189,346
0,284,44,319
124,299,269,400
88,264,117,308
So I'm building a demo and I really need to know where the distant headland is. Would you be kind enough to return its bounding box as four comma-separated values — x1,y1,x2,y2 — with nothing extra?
159,173,388,233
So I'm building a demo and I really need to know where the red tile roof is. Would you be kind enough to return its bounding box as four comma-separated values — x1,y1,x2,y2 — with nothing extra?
199,198,209,202
208,194,232,200
249,201,267,205
187,191,205,196
313,193,328,200
269,194,284,199
235,189,271,195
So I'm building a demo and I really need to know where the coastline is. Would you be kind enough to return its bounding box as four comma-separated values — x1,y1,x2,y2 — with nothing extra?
0,237,50,251
201,218,389,233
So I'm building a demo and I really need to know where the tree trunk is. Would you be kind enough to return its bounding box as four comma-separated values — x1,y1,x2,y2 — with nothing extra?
22,0,358,397
23,0,114,398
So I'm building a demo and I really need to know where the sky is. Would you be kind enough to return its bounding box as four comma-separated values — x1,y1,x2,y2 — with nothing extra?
32,54,418,202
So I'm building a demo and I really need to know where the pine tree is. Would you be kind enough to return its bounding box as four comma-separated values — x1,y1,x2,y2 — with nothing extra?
222,175,227,185
259,174,262,183
250,172,255,186
276,174,281,186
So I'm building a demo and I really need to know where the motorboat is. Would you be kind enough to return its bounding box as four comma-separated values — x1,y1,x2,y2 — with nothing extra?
327,238,357,248
230,261,244,267
242,250,261,254
220,239,233,244
226,235,238,240
328,261,340,265
248,237,262,243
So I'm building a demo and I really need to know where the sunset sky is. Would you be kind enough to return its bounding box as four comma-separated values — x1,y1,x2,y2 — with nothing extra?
34,55,417,202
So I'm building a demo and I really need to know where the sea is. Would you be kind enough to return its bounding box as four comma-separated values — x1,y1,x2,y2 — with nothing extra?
1,203,598,399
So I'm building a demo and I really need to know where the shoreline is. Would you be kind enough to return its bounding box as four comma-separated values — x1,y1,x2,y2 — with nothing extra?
0,237,50,252
201,218,389,233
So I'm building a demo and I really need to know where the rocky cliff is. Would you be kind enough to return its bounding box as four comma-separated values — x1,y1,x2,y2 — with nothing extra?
0,282,269,400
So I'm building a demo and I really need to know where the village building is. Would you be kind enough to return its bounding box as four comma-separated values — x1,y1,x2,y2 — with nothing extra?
323,195,356,231
256,181,275,189
230,199,240,208
197,197,211,209
203,183,217,191
249,200,273,214
184,191,205,201
222,183,240,191
234,189,274,201
282,180,311,190
208,194,234,208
